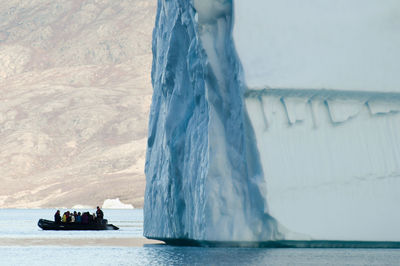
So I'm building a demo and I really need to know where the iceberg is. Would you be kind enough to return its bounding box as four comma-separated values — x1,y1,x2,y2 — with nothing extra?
102,198,134,209
144,0,400,244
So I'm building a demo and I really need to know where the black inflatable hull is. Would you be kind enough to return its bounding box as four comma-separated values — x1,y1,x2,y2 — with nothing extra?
38,219,119,230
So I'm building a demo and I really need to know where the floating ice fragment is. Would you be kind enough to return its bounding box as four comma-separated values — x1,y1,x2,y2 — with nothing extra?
102,198,134,209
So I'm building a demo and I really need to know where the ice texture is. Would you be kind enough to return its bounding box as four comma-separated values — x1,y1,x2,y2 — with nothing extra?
144,0,281,241
246,90,400,241
238,1,400,241
145,0,400,242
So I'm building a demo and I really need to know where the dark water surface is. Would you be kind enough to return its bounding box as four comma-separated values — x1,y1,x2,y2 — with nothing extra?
2,245,400,265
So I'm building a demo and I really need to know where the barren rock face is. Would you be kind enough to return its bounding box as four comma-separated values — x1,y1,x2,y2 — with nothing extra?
0,0,156,208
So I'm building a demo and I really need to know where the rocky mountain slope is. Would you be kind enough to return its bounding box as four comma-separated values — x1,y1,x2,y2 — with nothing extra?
0,0,156,208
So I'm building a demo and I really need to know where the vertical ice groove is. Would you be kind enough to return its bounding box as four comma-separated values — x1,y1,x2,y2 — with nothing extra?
308,99,317,129
257,96,268,130
281,97,309,125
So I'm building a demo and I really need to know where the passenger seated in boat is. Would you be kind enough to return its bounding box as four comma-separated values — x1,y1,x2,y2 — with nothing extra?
96,206,104,223
62,212,67,223
66,211,71,223
70,212,75,223
82,212,89,224
76,212,82,223
54,210,61,224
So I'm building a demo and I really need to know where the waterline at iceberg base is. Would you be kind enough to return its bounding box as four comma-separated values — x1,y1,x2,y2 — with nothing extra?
144,0,400,247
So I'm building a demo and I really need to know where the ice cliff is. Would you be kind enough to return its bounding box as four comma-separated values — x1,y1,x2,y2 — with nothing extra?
145,0,400,242
144,0,281,242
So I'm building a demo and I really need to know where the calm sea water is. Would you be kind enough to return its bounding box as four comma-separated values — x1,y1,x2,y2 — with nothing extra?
1,209,400,266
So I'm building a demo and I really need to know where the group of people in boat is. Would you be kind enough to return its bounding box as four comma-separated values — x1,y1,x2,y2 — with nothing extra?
54,206,104,224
